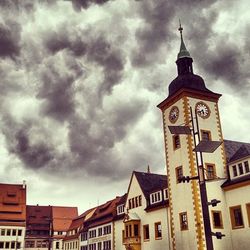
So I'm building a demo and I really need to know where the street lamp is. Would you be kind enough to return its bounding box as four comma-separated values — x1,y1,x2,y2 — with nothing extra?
168,107,224,250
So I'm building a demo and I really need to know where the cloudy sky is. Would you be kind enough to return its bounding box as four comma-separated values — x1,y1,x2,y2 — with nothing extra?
0,0,249,213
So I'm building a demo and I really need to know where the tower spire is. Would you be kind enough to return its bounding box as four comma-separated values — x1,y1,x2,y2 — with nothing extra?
177,20,191,60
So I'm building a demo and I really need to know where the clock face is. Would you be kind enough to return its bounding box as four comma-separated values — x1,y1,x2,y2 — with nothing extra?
169,106,179,123
195,101,210,118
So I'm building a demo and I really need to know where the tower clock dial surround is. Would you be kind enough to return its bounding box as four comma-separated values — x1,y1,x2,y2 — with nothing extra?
169,106,179,123
195,101,210,119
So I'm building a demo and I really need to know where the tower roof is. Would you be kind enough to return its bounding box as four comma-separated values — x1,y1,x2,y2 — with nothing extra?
177,21,191,60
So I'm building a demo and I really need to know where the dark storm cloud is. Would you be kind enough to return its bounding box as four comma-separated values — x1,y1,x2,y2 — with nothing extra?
186,15,250,92
44,26,125,97
68,98,148,178
1,115,54,170
38,65,77,122
131,0,218,68
131,0,174,67
0,20,21,58
13,129,54,169
202,41,250,92
71,0,110,11
86,37,124,95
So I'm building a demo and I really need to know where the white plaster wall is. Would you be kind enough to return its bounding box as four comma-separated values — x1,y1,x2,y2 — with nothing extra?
63,239,79,250
87,222,113,250
224,185,250,250
188,97,233,250
0,225,25,250
125,174,171,250
164,98,200,250
114,219,125,250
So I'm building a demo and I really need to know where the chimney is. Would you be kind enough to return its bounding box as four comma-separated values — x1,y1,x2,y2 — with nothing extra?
22,180,26,189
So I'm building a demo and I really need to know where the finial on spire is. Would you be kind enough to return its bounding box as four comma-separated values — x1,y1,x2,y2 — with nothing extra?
177,20,191,60
178,19,183,35
147,165,151,173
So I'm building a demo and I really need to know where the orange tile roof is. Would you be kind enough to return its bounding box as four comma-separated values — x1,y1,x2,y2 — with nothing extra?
64,208,95,241
0,183,26,225
86,196,123,228
52,206,78,231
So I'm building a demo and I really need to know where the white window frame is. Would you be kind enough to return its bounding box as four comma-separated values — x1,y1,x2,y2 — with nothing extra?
117,204,125,215
150,191,162,204
163,188,168,200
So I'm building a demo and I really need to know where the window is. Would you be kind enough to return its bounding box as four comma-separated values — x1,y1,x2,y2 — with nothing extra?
89,229,96,238
125,225,129,238
201,130,211,141
18,229,22,236
117,204,125,215
1,229,5,236
11,241,15,249
132,198,135,208
230,205,244,229
0,242,3,248
176,166,183,183
56,242,60,249
12,229,17,236
5,242,10,249
179,212,188,230
246,203,250,227
143,225,150,240
128,195,142,209
206,164,216,180
138,195,142,206
58,231,63,235
212,211,223,229
16,242,21,249
89,243,96,250
134,224,139,237
154,222,162,239
129,199,132,209
173,135,181,150
238,163,244,175
97,242,102,250
103,240,111,250
150,191,162,204
7,229,11,236
103,225,111,235
232,165,237,177
163,188,168,200
25,241,35,248
244,161,250,173
135,196,138,207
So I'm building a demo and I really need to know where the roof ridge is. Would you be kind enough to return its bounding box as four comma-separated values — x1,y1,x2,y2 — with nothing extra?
224,139,250,144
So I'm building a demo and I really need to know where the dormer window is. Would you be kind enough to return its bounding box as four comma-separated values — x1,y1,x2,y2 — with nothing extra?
163,189,168,200
150,191,162,204
231,160,250,179
244,161,249,173
232,165,237,177
117,204,125,215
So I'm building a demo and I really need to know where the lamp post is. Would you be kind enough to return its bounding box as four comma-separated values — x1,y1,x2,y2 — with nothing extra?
168,107,224,250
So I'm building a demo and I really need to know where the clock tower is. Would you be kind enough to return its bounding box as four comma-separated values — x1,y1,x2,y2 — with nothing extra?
158,24,233,250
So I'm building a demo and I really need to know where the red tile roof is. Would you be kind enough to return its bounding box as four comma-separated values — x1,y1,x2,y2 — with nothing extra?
26,205,52,232
64,208,95,241
0,183,26,226
86,196,123,228
52,206,78,232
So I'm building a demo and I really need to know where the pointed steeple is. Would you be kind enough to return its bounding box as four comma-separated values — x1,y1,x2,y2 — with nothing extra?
176,21,193,76
177,20,191,60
